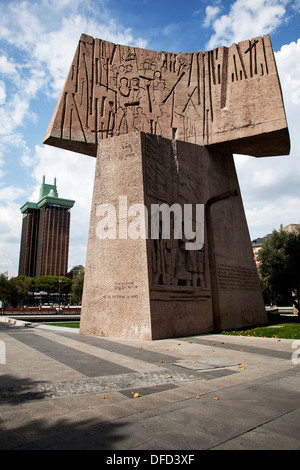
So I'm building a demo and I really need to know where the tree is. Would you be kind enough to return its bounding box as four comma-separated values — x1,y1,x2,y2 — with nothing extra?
70,268,84,305
68,265,84,279
0,274,34,308
258,227,300,313
14,276,35,307
0,273,13,307
34,276,72,294
0,274,75,308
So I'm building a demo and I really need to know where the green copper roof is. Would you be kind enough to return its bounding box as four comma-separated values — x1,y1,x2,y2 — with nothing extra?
20,176,75,213
39,175,58,200
20,201,38,213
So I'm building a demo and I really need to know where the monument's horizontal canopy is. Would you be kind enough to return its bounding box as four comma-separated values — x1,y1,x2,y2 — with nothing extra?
44,33,290,157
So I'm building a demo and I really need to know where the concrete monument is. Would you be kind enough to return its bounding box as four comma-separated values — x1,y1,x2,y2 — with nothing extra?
44,34,290,339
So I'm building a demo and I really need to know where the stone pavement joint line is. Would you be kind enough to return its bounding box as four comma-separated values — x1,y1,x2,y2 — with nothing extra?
0,322,299,450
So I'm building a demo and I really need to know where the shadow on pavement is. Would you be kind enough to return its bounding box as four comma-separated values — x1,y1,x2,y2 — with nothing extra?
0,374,127,450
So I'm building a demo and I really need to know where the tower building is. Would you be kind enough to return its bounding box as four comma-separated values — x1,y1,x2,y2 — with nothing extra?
18,177,75,277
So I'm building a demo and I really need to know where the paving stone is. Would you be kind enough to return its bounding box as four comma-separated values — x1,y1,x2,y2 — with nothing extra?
0,322,299,450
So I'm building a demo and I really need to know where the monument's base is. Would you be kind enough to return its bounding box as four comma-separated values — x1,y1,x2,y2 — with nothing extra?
80,132,267,340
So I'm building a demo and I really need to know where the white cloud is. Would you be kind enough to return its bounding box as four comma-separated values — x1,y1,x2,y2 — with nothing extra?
292,0,300,11
235,152,300,239
31,15,147,97
0,94,30,136
0,81,6,105
0,0,148,143
0,1,148,98
275,39,300,160
0,143,96,276
0,149,6,180
28,145,95,209
28,144,96,271
0,201,23,275
0,0,149,276
233,38,300,239
198,1,300,241
246,196,300,235
203,6,221,28
0,55,18,77
205,0,288,49
0,185,25,202
276,39,300,106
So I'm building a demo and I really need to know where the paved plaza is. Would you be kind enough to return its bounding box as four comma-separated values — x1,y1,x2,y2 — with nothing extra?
0,318,299,450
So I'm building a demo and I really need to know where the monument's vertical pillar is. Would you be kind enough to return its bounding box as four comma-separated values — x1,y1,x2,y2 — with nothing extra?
80,132,152,339
203,148,267,331
144,134,214,339
80,132,267,340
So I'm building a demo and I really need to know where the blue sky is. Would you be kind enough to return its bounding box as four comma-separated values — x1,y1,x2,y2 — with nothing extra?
0,0,299,277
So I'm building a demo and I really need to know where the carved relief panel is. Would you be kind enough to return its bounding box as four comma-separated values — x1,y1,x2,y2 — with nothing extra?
143,134,209,296
44,34,289,158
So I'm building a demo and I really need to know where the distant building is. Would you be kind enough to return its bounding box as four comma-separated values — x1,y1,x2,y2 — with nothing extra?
282,223,300,233
18,176,75,277
251,237,267,269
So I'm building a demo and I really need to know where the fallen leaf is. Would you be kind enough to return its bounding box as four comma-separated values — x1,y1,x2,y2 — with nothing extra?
188,341,193,344
166,375,172,378
196,396,200,399
102,395,107,399
159,360,164,363
131,392,142,398
213,397,219,401
239,366,246,370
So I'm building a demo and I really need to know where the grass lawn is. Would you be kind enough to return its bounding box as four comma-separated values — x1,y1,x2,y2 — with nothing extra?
46,315,300,339
221,314,300,340
46,322,80,328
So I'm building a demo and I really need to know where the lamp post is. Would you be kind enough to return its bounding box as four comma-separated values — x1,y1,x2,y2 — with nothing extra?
58,278,62,313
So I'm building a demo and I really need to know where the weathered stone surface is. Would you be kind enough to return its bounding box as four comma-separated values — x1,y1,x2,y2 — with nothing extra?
79,132,267,340
44,34,290,158
44,33,288,340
